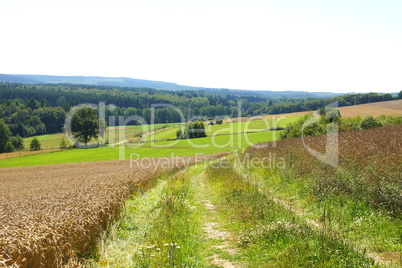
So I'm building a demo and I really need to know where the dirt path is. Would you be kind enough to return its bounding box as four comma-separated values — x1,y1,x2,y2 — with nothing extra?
198,180,240,268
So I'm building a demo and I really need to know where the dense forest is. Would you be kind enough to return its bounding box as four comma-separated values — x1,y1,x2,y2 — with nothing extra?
0,82,400,141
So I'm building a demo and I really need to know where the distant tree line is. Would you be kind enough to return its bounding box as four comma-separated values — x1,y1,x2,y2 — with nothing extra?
0,82,400,143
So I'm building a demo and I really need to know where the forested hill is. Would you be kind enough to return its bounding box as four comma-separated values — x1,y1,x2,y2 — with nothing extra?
0,73,340,99
0,82,400,140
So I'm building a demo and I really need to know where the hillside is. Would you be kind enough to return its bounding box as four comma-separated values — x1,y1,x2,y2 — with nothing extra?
0,73,340,99
339,99,402,117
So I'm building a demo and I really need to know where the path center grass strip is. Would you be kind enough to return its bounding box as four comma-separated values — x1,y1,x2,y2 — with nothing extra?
96,166,209,267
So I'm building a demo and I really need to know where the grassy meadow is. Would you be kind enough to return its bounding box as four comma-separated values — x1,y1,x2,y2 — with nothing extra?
0,116,297,168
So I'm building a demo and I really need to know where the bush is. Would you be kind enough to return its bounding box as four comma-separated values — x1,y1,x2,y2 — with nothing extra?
10,135,25,151
176,129,184,139
215,119,223,125
4,141,15,153
360,116,383,129
30,137,41,151
59,138,68,149
177,121,207,139
280,114,326,139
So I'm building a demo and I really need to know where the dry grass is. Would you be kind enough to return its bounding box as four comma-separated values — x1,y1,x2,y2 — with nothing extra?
0,149,66,160
247,124,402,185
339,99,402,117
0,154,225,267
229,99,402,123
226,111,310,123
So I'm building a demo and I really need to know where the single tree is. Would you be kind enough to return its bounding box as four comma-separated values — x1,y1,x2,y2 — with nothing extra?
30,137,41,151
0,119,11,153
398,90,402,99
71,108,100,145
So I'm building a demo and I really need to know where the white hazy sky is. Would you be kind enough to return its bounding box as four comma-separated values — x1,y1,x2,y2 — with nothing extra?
1,0,402,93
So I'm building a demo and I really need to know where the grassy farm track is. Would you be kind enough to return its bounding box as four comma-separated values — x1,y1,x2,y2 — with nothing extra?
95,158,388,267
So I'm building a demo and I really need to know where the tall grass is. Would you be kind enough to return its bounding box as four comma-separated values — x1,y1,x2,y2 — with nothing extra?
205,162,376,267
244,124,402,265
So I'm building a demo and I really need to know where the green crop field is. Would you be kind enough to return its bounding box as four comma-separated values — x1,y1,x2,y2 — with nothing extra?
2,116,298,168
0,130,281,168
143,116,299,141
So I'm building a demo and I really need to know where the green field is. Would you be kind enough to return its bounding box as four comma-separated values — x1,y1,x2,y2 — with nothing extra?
0,131,280,168
23,122,182,149
144,116,298,141
2,117,298,168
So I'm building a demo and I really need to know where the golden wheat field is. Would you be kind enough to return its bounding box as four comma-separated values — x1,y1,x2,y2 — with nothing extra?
338,99,402,117
0,154,225,268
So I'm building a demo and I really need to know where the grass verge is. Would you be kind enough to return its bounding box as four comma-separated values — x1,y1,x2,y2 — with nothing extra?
205,159,378,267
95,166,208,267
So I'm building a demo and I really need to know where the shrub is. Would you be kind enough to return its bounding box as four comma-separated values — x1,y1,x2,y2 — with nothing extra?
177,121,207,139
176,129,184,139
4,141,15,153
187,121,207,138
360,116,383,129
10,135,24,151
59,138,68,149
280,114,326,139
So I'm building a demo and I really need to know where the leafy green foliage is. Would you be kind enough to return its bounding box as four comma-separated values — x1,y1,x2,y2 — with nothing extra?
187,121,207,138
281,111,400,139
177,121,207,139
4,141,14,153
71,108,100,145
10,135,24,151
30,137,41,151
0,119,11,153
59,138,68,149
0,82,399,140
280,114,327,139
360,116,383,129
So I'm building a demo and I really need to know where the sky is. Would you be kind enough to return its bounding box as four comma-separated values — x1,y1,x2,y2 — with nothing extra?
1,0,402,93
